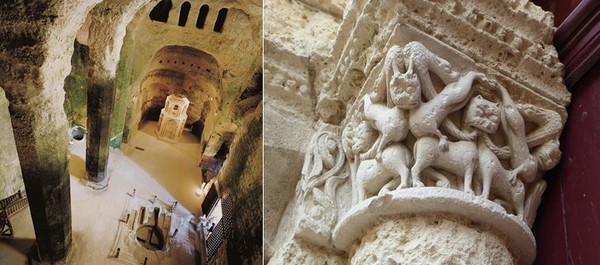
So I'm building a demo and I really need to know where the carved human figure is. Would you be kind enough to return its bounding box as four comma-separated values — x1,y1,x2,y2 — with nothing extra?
342,116,377,205
493,83,538,183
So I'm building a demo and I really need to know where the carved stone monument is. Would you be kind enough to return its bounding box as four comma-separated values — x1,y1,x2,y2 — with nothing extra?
266,0,570,264
156,94,190,142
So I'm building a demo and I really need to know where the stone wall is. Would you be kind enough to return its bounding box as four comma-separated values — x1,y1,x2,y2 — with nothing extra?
119,0,262,146
0,88,24,199
218,105,263,265
263,0,345,258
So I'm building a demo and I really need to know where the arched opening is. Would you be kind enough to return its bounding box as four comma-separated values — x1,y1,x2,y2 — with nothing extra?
196,5,209,29
124,46,226,215
134,46,222,139
213,8,228,33
149,0,173,23
178,2,191,27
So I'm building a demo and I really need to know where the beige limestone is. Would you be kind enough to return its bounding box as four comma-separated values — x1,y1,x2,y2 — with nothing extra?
119,1,263,173
351,216,514,265
0,88,24,199
264,0,345,259
1,0,262,262
157,94,190,142
265,0,569,264
269,238,346,265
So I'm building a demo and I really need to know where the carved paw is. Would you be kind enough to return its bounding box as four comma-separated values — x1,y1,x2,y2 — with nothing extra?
465,130,479,141
412,179,424,188
378,187,392,196
438,137,449,151
396,181,409,190
509,175,517,186
375,153,383,163
464,188,475,195
369,91,384,103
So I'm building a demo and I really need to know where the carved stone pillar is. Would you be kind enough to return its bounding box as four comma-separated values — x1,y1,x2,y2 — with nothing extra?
85,0,149,188
267,0,570,264
86,77,116,188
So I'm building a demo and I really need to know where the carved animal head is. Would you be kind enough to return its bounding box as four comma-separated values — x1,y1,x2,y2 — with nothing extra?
429,54,459,83
517,104,539,116
352,120,376,154
465,95,501,134
533,139,561,170
403,41,459,83
388,59,421,109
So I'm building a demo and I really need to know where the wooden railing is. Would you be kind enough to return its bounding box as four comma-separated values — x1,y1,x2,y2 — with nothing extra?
0,190,23,209
5,196,28,216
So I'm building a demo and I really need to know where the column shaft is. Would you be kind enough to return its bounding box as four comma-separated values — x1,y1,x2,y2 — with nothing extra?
86,78,116,187
9,98,72,262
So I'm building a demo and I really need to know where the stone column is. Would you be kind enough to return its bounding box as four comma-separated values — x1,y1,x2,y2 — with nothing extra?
5,82,73,262
86,78,116,188
333,189,536,264
350,216,513,264
83,0,151,188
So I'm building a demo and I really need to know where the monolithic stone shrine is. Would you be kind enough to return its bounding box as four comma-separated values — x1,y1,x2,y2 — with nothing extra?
157,94,190,142
0,0,262,264
265,0,572,264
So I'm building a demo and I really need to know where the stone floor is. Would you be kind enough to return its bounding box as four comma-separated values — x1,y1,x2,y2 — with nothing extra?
0,122,204,264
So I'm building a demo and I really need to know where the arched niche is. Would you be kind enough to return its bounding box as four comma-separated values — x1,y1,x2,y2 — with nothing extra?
131,46,223,142
213,8,228,33
196,4,210,29
149,0,173,23
178,2,191,27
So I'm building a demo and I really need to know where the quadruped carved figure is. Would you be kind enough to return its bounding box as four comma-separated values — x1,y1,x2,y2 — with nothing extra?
372,43,481,151
355,143,412,202
343,41,564,221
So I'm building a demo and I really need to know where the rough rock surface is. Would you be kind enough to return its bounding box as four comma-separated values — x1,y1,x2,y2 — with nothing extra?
121,0,263,147
0,0,262,262
269,238,346,265
350,216,514,265
0,89,24,199
263,0,345,259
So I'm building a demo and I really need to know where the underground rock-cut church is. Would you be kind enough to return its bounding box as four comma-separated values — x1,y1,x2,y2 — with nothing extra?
1,0,599,264
264,0,599,264
0,0,262,264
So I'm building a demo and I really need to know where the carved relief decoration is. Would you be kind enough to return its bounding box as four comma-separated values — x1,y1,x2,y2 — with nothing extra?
268,1,569,264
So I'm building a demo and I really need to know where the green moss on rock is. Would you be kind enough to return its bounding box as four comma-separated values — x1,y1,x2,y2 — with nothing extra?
63,41,88,127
